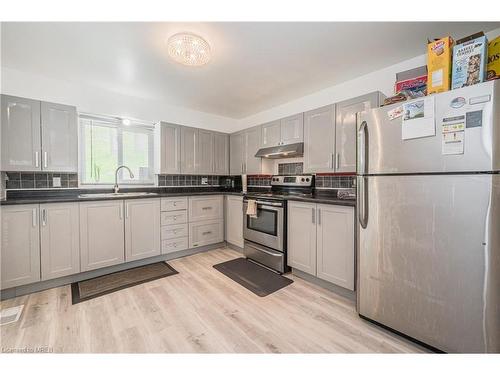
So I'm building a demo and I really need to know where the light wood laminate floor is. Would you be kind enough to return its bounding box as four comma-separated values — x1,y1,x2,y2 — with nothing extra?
0,248,426,353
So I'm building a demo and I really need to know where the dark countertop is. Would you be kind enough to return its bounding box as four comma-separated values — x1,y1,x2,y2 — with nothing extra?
0,188,244,206
1,188,354,207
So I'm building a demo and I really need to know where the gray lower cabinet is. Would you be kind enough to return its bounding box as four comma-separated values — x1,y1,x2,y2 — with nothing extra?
79,200,125,272
125,198,161,262
0,204,41,289
213,132,229,175
287,201,355,290
40,202,80,281
225,195,244,248
40,101,78,172
303,104,336,173
335,92,384,173
316,204,354,290
230,132,244,175
189,219,224,248
189,195,223,222
1,95,41,171
287,201,317,275
181,126,198,174
197,129,214,174
157,122,181,174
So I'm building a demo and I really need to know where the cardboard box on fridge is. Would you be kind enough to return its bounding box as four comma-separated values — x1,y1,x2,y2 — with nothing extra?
452,32,488,89
427,37,454,95
487,35,500,81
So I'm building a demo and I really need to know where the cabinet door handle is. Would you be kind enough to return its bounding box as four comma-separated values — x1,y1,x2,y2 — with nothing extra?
32,208,37,227
329,153,334,169
42,208,47,226
335,153,340,170
119,204,123,220
202,206,212,210
35,151,39,168
318,208,321,226
312,208,315,224
202,231,212,235
125,204,129,219
43,152,48,169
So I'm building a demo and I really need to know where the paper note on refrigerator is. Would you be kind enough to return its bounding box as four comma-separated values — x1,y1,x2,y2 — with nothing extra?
401,96,435,140
442,122,465,155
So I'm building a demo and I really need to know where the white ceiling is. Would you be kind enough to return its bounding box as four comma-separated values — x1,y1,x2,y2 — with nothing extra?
2,22,499,119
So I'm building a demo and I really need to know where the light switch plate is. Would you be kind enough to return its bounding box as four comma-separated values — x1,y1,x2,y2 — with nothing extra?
52,177,61,187
201,177,208,185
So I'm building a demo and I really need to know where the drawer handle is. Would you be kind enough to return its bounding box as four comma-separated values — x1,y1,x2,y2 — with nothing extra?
202,207,213,210
202,231,212,235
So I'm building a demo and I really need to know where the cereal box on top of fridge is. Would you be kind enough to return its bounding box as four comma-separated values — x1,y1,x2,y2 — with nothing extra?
487,35,500,81
427,37,454,95
452,32,488,89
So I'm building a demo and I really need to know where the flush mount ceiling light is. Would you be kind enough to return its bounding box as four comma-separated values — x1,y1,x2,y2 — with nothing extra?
167,32,211,67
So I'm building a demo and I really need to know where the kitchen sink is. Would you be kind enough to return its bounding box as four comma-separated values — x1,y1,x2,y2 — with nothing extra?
78,192,159,199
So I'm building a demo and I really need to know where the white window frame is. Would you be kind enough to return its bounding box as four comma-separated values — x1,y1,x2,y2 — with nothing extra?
79,113,156,187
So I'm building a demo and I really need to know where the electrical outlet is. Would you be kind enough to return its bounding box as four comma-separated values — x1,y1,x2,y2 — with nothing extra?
201,177,208,185
52,177,61,187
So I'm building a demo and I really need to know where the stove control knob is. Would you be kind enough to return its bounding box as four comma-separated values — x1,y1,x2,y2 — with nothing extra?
301,178,305,182
306,178,310,182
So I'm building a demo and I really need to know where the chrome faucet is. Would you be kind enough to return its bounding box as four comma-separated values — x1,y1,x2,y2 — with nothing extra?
114,165,134,193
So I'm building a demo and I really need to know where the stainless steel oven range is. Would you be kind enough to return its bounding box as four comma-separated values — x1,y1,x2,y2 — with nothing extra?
243,174,314,274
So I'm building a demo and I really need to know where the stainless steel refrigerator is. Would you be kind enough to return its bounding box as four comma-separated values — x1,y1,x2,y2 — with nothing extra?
356,80,500,353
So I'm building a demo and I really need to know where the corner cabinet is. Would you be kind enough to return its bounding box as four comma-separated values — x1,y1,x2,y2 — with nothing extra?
0,204,41,289
303,105,336,173
79,200,125,272
0,95,77,172
125,198,161,262
287,201,355,291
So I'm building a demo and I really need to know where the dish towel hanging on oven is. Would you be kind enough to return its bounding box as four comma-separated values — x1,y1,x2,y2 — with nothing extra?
246,199,258,218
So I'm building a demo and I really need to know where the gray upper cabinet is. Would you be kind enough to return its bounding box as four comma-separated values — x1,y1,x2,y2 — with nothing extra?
80,200,125,272
125,198,160,262
158,122,181,174
230,132,244,175
1,95,41,171
213,132,229,175
244,126,262,174
1,95,78,172
303,104,336,173
1,204,41,289
180,126,197,174
335,92,382,173
41,101,78,172
261,120,281,148
280,113,303,145
197,129,214,174
40,202,80,281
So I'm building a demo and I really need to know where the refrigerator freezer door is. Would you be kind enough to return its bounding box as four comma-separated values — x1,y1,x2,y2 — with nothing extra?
357,174,500,352
359,80,499,175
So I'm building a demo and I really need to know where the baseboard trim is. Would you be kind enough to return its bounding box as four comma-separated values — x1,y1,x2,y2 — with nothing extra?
226,242,244,253
0,242,225,300
291,268,356,302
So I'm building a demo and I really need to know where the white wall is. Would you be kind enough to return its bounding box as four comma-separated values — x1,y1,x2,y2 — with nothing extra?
236,27,500,130
0,66,238,133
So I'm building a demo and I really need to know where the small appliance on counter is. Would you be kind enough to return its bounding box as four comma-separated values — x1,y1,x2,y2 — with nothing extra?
243,174,314,274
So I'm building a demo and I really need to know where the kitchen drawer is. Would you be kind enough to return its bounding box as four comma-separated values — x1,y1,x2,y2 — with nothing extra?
161,210,188,225
161,237,189,254
161,197,188,212
188,195,223,222
189,219,223,248
161,223,188,240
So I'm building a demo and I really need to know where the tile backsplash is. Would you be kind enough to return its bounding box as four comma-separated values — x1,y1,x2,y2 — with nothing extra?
278,162,303,175
4,172,78,189
247,176,271,186
158,174,224,187
315,175,355,189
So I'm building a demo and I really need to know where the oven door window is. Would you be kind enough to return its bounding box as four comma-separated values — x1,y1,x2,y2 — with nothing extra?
247,207,278,236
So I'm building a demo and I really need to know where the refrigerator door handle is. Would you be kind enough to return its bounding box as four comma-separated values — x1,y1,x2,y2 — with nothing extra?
357,176,368,229
358,120,368,175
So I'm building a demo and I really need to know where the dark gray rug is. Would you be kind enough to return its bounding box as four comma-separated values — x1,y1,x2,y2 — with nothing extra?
71,262,178,304
213,257,293,297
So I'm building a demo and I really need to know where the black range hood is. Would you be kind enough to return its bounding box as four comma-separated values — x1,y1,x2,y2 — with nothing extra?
254,142,304,159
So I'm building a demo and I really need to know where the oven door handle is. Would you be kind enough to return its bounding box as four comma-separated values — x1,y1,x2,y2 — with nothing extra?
245,241,283,257
244,200,283,207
